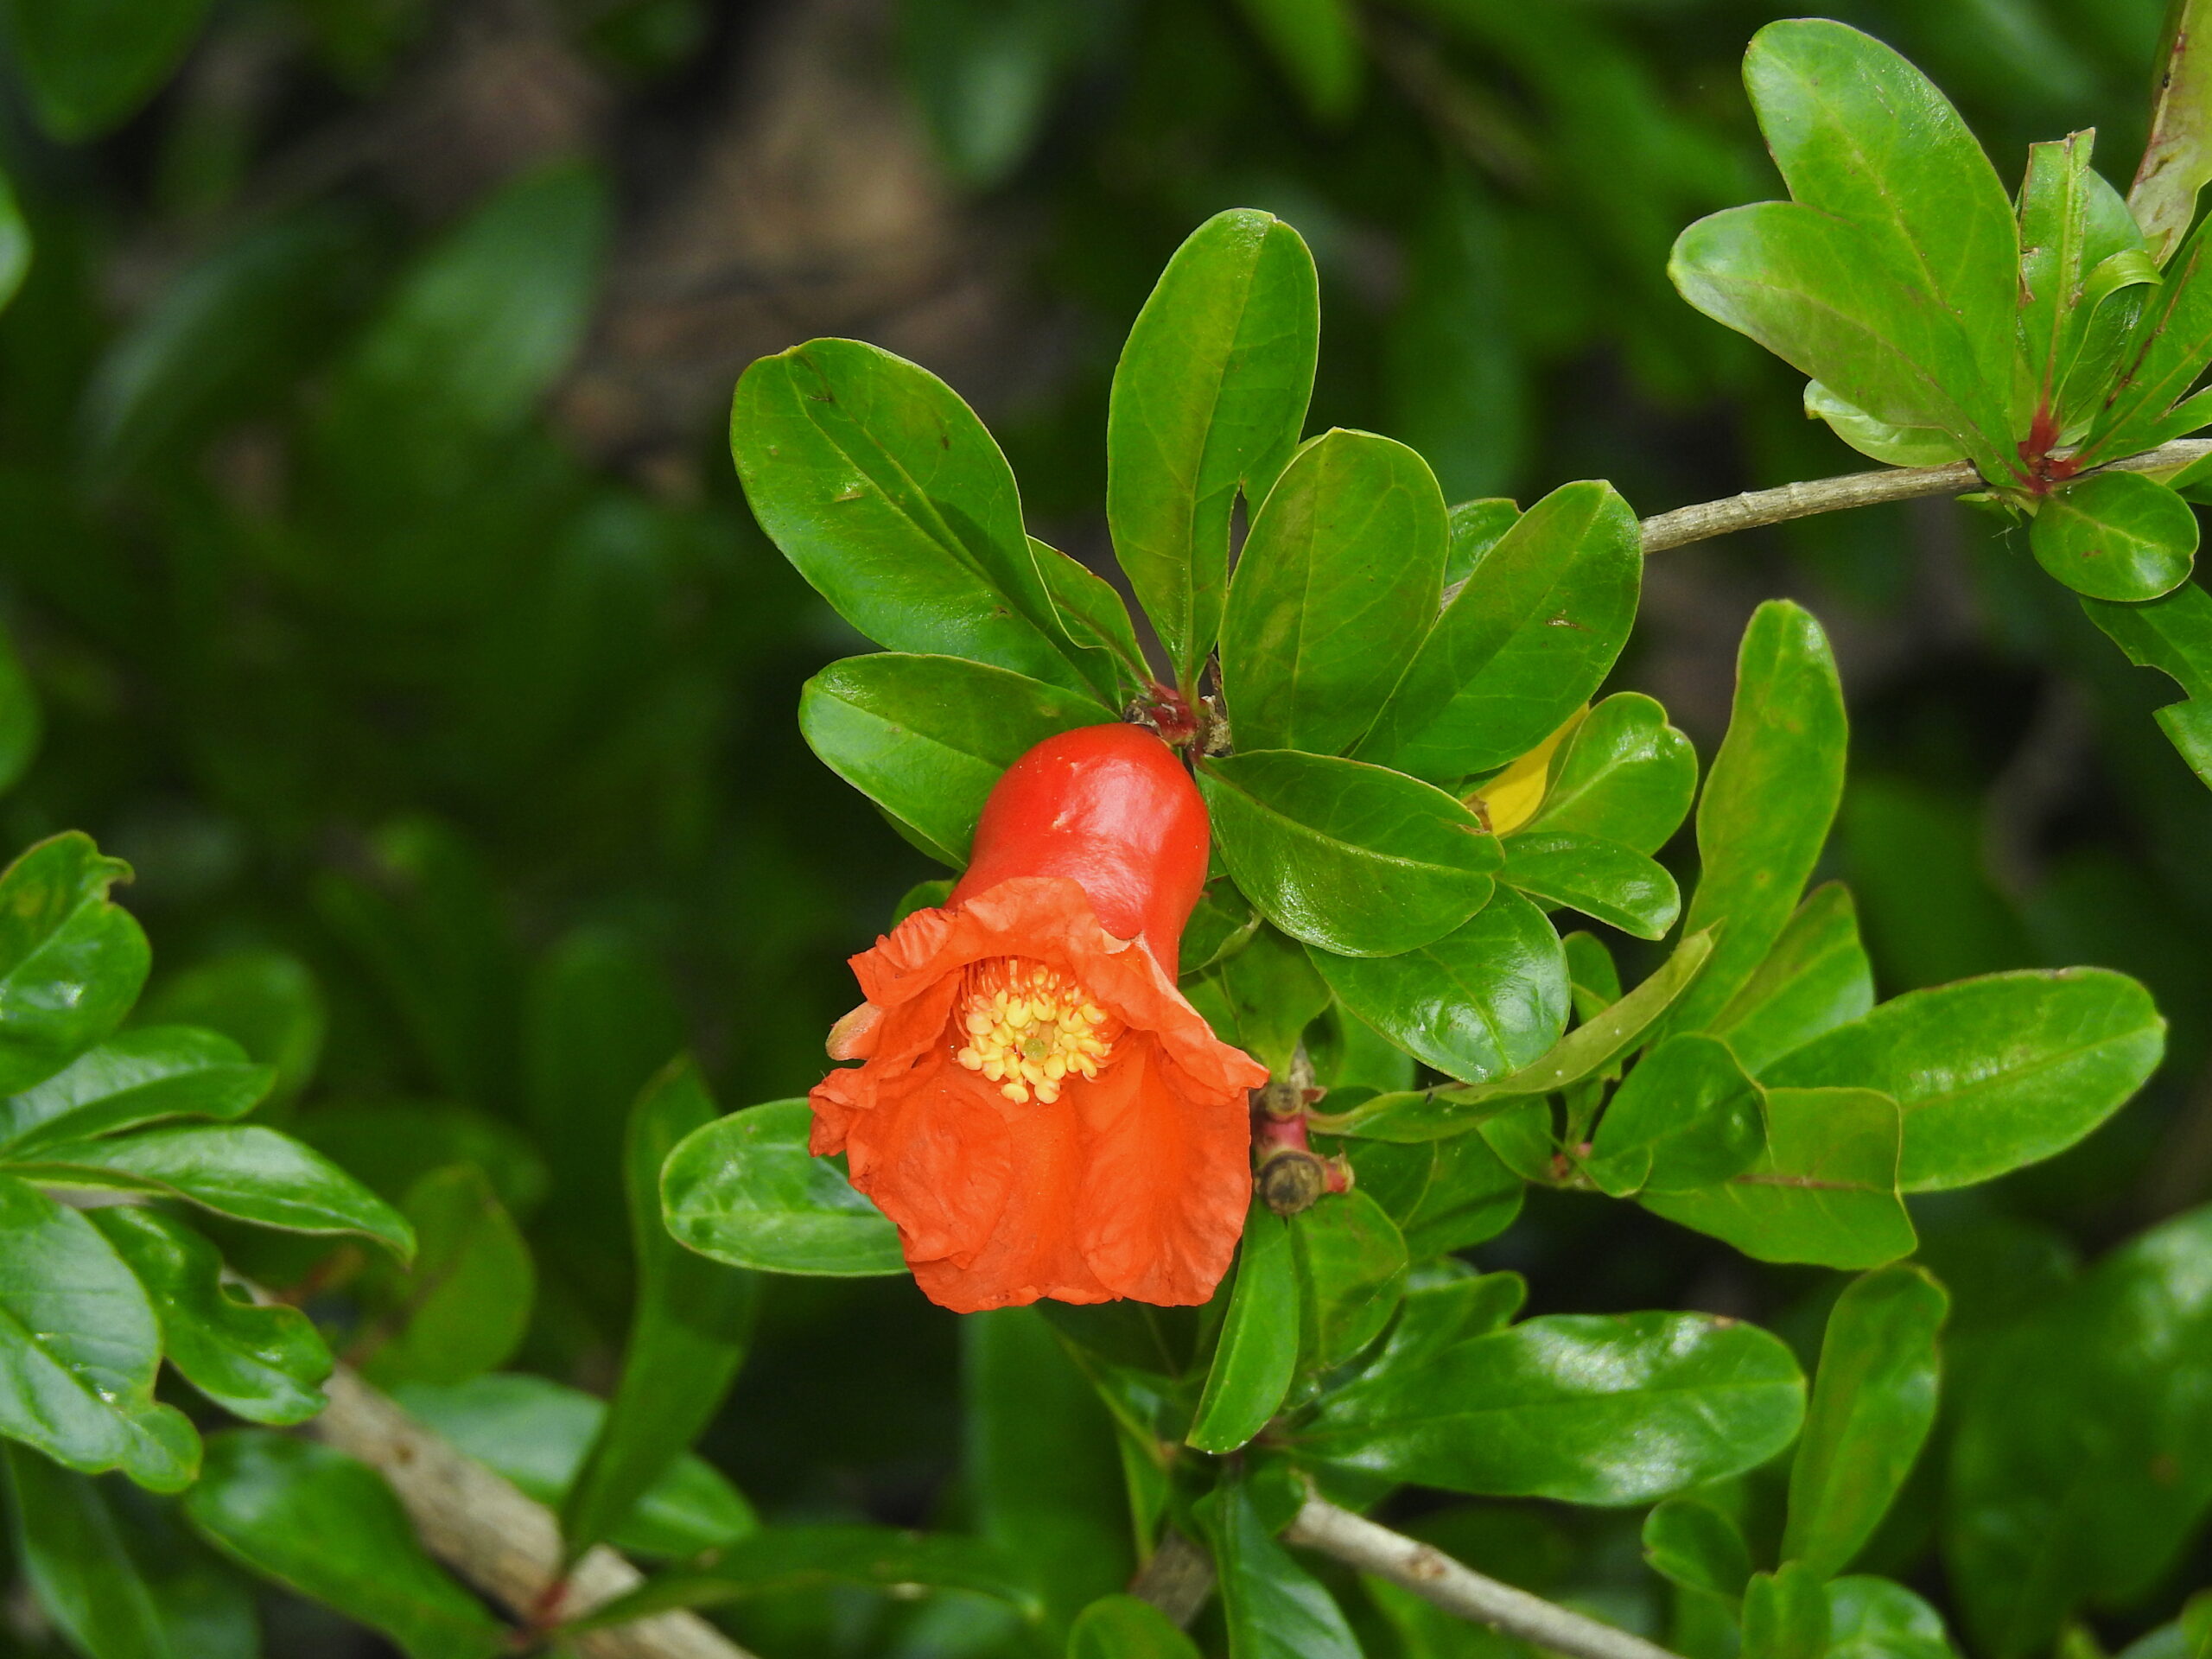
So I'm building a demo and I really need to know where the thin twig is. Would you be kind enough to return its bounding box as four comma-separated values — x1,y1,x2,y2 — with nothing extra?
1637,437,2212,555
1286,1496,1686,1659
308,1368,754,1659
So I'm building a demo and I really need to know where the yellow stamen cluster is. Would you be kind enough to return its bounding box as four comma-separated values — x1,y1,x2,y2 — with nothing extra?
953,958,1114,1105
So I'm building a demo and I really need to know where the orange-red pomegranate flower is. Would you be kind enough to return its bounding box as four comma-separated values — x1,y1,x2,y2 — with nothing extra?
810,723,1268,1313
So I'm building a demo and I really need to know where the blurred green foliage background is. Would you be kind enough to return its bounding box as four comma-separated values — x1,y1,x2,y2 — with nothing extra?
1,0,2208,1652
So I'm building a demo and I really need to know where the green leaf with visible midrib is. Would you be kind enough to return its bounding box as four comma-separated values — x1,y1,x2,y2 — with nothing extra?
0,1027,273,1157
1744,17,2021,441
13,1124,415,1255
1310,889,1567,1084
1763,969,2164,1191
1200,750,1500,958
798,653,1114,868
732,340,1088,691
1219,428,1446,758
185,1432,505,1659
1670,601,1847,1035
1300,1311,1806,1505
660,1098,905,1276
1783,1264,1947,1580
1356,480,1639,780
1108,210,1319,689
91,1206,332,1426
1322,928,1714,1142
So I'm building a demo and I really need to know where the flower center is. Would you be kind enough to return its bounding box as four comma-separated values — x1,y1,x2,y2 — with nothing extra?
953,957,1116,1105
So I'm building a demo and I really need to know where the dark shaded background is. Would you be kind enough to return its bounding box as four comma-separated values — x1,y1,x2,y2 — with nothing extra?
1,0,2207,1652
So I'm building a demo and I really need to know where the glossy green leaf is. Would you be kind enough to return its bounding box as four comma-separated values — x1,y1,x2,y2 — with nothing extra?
1107,210,1319,687
1586,1034,1764,1198
2018,132,2157,423
1348,1136,1524,1259
1188,923,1331,1074
733,339,1084,690
0,1173,196,1487
1947,1207,2212,1656
1783,1264,1947,1579
1643,1088,1915,1269
8,1454,251,1659
1326,928,1713,1142
0,0,214,141
1206,1478,1361,1659
1747,17,2018,445
91,1206,330,1425
1524,692,1697,856
1805,379,1967,468
1294,1189,1408,1372
0,834,152,1097
1563,930,1621,1014
1189,1204,1299,1452
562,1058,756,1562
564,1524,1046,1631
1301,1311,1805,1504
141,949,325,1111
1443,498,1521,593
1671,204,2010,476
2031,470,2197,601
1671,601,1847,1033
185,1431,504,1659
2130,1,2212,264
3,1442,189,1659
2080,577,2212,786
1764,968,2164,1190
1357,480,1640,780
661,1097,905,1274
0,1028,271,1157
800,653,1114,866
2082,218,2212,459
965,1306,1129,1631
1499,830,1680,940
16,1124,414,1252
1643,1497,1751,1600
1201,750,1501,957
1034,537,1151,694
1311,888,1566,1083
1180,882,1262,979
1220,428,1446,756
1826,1578,1960,1659
355,1164,529,1386
1745,1563,1832,1659
1709,883,1875,1077
1070,1594,1205,1659
1354,1265,1525,1386
393,1372,755,1560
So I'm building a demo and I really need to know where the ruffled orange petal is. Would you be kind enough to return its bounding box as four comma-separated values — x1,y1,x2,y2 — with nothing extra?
1072,1033,1251,1303
809,877,1266,1311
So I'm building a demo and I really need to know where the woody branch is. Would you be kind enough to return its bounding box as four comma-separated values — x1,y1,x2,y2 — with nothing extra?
1637,436,2212,554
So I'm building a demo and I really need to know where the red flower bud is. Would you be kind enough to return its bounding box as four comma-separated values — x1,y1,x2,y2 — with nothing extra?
950,724,1211,977
811,724,1266,1313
